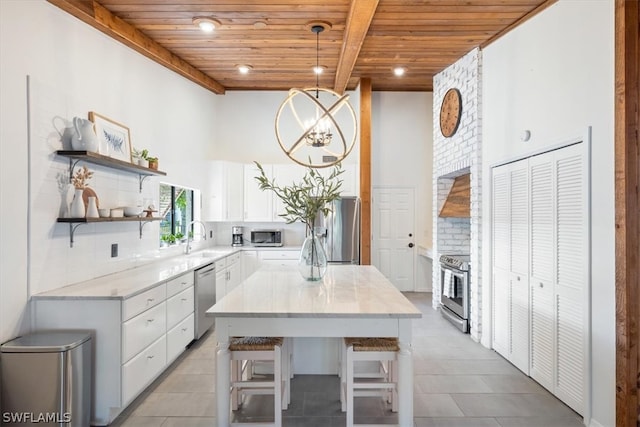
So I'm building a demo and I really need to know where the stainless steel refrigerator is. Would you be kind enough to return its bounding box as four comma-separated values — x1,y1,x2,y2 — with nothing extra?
315,196,360,264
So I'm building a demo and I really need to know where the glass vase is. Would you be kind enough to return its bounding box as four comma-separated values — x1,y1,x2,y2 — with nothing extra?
298,232,327,281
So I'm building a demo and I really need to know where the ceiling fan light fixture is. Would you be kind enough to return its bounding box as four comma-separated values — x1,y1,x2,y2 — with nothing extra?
393,66,407,77
193,17,220,33
237,64,253,74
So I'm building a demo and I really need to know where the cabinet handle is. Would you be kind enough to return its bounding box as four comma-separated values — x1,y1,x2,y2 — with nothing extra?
182,281,188,286
147,355,154,360
517,276,520,281
181,298,188,302
539,282,544,288
182,327,188,332
147,318,155,323
147,298,154,303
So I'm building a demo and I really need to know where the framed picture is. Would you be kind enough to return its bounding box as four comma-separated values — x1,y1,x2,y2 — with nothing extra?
89,112,132,163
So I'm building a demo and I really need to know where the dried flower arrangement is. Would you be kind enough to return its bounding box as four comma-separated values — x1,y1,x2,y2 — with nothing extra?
71,165,93,189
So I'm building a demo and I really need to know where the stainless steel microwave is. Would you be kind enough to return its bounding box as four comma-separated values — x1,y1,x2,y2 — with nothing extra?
250,229,283,247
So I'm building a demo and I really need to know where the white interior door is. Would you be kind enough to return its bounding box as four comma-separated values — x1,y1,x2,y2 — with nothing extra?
372,187,415,291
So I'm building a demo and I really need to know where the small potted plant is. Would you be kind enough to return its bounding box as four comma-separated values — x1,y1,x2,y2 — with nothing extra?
147,156,158,170
133,148,149,167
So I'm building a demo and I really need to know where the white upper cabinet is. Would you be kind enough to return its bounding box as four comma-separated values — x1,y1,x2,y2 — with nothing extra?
244,163,273,222
272,164,307,221
204,161,244,221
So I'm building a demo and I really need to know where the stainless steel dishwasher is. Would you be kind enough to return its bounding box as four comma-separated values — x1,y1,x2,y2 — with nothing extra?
195,263,216,339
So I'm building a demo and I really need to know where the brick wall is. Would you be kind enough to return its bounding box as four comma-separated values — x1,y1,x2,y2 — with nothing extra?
432,48,483,340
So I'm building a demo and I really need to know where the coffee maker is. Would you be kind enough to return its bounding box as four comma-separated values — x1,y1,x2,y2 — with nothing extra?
231,226,244,247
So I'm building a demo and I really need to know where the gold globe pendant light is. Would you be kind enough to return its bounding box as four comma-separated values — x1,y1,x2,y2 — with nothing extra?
274,23,357,168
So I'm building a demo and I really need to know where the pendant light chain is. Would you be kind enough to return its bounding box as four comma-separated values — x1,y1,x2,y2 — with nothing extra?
315,26,320,98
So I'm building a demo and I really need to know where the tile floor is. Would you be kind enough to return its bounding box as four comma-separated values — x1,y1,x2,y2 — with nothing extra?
111,292,583,427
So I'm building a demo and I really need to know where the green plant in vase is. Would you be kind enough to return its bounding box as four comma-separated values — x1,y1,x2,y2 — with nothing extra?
254,161,343,281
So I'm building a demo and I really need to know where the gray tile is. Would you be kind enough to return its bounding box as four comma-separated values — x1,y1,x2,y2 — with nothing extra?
154,372,216,393
495,417,584,427
415,374,493,394
117,417,167,427
283,416,343,426
414,393,465,417
451,394,578,417
161,417,216,427
132,392,216,417
415,417,501,427
172,357,216,375
479,375,547,394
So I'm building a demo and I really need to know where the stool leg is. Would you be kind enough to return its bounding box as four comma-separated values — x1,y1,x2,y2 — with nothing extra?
274,345,282,427
231,359,239,410
346,346,355,427
340,339,347,412
391,359,398,413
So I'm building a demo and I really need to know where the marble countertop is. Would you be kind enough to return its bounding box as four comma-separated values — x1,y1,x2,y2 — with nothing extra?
32,247,241,300
207,264,422,319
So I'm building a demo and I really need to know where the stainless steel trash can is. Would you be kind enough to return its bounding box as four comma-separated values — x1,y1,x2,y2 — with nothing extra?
1,331,92,426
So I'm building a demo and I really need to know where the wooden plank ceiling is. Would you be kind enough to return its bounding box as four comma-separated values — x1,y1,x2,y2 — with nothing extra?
48,0,555,94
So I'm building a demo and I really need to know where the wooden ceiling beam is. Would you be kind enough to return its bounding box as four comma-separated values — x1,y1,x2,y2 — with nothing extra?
333,0,379,94
46,0,226,94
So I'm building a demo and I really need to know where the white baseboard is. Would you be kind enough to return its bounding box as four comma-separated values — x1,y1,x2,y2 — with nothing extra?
588,418,607,427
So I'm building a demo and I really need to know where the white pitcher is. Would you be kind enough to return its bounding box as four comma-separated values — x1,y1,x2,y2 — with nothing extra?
71,117,99,152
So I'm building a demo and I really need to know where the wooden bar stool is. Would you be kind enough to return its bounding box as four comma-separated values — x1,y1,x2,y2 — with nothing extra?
229,336,288,427
341,337,399,427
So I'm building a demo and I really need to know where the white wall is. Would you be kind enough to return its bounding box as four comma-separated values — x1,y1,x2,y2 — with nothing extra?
0,0,219,342
371,92,433,290
481,1,614,426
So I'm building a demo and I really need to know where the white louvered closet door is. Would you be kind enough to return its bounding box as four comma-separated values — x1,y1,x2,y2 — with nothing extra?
491,165,510,358
554,143,588,415
528,143,588,415
508,162,530,374
491,160,530,374
528,152,556,392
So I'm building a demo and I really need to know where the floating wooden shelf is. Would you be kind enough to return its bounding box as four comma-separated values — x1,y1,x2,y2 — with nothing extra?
56,216,162,224
56,150,166,177
57,217,163,248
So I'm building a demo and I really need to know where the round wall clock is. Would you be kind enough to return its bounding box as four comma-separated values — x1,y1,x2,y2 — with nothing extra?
439,88,462,137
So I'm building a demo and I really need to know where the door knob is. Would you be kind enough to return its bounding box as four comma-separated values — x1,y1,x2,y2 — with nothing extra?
408,243,414,248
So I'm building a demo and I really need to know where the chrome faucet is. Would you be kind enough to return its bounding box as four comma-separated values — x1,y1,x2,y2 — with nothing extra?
185,220,207,254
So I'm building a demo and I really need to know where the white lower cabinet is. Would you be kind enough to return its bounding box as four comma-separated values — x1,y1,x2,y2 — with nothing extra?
32,271,196,425
122,301,167,362
259,249,299,266
122,335,167,404
215,252,242,300
167,313,195,363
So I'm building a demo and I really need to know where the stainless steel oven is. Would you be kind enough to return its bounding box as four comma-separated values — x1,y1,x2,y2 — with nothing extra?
439,254,470,333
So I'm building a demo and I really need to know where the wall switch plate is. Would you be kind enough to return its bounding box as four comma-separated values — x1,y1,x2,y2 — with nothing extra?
111,244,118,258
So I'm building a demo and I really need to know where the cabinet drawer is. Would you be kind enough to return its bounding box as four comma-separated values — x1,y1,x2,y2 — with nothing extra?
226,252,241,265
167,287,194,329
122,335,167,405
167,313,195,363
123,302,167,362
259,250,299,260
214,257,227,271
123,285,166,321
261,259,299,266
166,273,194,298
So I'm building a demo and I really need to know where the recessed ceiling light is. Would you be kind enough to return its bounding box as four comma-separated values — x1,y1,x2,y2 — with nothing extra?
192,17,220,33
237,65,253,74
393,66,407,77
313,65,326,75
253,21,268,29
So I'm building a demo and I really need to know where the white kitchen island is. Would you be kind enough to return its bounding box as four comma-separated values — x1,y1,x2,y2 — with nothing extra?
206,264,422,426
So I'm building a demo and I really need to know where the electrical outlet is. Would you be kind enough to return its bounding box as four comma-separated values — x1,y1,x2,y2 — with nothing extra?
111,244,118,258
